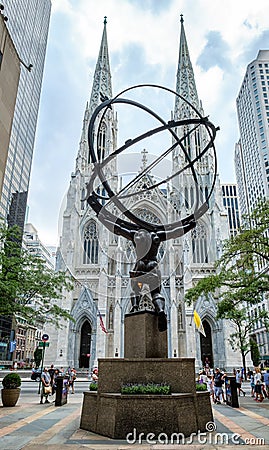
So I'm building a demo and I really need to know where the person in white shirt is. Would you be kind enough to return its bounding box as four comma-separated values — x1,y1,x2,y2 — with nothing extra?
254,368,263,402
235,369,245,396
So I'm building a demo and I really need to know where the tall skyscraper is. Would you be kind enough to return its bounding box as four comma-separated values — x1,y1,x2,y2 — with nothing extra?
45,17,241,372
0,0,51,229
235,50,269,215
0,0,51,364
235,50,269,364
0,10,20,200
221,184,241,236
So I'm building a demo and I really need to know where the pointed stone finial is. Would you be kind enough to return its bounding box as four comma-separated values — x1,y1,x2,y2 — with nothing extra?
141,148,148,170
180,14,184,24
104,16,107,25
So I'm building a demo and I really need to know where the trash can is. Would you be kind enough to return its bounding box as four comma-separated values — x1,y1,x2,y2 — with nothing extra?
225,376,239,408
55,375,68,406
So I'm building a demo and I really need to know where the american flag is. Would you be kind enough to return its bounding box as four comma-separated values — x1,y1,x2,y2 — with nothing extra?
98,310,108,334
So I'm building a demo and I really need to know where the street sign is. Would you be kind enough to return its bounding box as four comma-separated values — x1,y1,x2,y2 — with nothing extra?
42,333,49,342
39,342,50,348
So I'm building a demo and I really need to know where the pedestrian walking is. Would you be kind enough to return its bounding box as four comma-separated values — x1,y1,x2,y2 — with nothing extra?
213,368,225,404
250,372,255,397
69,368,77,394
40,367,51,404
206,375,214,401
263,370,269,397
52,368,60,395
254,368,263,402
236,369,246,396
198,370,208,384
48,364,55,388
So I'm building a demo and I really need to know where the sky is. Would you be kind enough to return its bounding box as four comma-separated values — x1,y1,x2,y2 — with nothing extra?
27,0,269,246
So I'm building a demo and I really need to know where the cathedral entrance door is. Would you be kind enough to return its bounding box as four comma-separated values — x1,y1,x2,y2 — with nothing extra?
200,320,213,369
79,320,92,368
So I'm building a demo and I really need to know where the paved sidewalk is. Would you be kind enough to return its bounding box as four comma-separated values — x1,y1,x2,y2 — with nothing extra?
0,382,268,449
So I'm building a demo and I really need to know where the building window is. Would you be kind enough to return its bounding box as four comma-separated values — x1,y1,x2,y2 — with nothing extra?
81,188,85,210
108,304,114,330
184,187,189,208
83,221,99,264
97,123,107,161
178,304,184,330
191,223,208,263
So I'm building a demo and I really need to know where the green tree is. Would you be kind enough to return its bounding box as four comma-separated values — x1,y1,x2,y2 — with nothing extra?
185,200,269,376
0,224,73,326
34,347,43,368
250,339,260,367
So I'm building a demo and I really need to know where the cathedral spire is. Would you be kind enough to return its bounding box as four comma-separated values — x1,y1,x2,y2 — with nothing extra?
76,18,116,171
89,16,112,114
174,14,199,118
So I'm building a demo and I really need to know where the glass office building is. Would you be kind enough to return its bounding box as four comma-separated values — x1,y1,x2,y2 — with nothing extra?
0,0,51,363
221,184,241,236
235,50,269,216
0,0,51,229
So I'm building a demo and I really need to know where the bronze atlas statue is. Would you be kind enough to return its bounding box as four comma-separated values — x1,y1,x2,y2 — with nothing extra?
86,84,217,332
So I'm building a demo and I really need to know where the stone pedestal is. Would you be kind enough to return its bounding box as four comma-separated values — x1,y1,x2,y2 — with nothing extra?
81,358,213,439
80,312,213,439
124,311,167,358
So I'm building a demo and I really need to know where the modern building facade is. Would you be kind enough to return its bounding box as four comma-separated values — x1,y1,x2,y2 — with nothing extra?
0,10,20,200
221,184,241,236
0,0,51,230
8,224,54,366
0,0,51,364
45,17,241,372
23,223,54,270
235,50,269,216
235,50,269,364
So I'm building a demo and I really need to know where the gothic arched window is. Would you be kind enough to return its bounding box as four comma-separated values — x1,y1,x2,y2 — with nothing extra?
205,185,209,203
122,241,135,275
83,221,99,264
108,304,114,330
97,123,107,161
194,129,201,157
97,186,107,206
184,187,189,209
191,223,208,263
81,188,85,210
190,186,194,208
178,304,184,330
183,126,191,159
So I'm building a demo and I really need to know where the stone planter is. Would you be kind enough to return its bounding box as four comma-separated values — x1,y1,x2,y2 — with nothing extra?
81,358,213,439
1,388,21,407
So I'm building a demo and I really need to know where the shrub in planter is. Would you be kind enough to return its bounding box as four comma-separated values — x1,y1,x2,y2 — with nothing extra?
121,383,171,395
2,373,21,389
1,373,21,406
196,382,207,391
89,382,98,391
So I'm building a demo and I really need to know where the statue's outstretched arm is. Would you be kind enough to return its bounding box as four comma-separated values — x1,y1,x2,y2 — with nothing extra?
98,212,135,241
156,216,196,241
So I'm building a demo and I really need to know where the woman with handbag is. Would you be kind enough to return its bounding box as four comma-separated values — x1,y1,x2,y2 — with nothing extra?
69,368,77,394
40,367,51,404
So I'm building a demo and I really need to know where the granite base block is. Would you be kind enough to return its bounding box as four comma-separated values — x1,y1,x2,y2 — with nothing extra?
80,358,213,440
98,358,196,394
124,311,168,358
81,391,212,439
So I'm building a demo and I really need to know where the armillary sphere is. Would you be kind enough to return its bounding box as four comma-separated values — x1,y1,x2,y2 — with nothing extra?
86,84,218,240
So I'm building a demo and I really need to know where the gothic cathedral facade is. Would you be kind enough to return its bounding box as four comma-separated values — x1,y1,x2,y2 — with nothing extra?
45,17,242,372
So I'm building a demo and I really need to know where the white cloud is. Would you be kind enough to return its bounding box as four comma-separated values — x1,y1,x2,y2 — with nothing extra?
28,0,269,245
